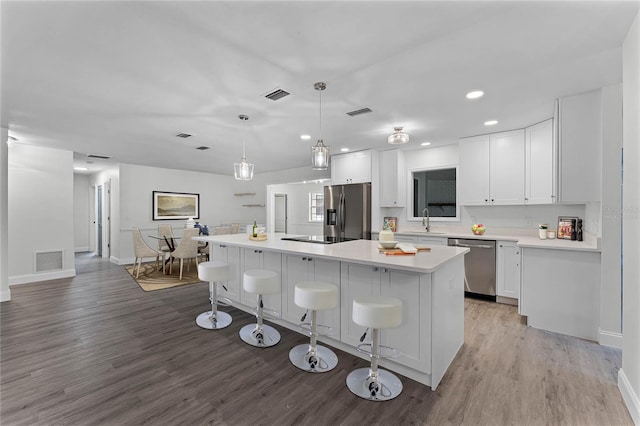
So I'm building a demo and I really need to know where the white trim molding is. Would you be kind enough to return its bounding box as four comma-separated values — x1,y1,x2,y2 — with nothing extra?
111,256,134,266
0,288,11,302
74,247,90,253
619,368,640,425
599,329,623,349
9,269,76,286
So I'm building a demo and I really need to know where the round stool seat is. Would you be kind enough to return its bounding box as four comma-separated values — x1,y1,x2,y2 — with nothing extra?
352,296,402,329
295,281,338,310
243,269,279,294
198,260,229,282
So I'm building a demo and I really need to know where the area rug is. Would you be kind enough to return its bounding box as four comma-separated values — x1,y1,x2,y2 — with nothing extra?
125,262,203,291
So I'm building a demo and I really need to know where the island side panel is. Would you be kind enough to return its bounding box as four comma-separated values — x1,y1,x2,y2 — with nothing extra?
431,255,465,390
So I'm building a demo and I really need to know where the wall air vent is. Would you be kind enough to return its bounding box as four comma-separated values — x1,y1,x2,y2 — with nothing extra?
346,108,373,117
264,88,290,101
87,154,111,159
196,146,210,151
176,133,192,138
35,250,63,272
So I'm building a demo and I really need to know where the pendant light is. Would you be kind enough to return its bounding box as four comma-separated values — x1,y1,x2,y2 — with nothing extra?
311,82,330,170
388,126,410,144
234,114,254,180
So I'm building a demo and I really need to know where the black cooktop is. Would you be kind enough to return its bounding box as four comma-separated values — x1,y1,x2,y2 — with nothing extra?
280,235,358,245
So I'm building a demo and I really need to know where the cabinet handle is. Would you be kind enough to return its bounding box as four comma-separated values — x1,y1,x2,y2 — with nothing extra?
484,199,488,203
307,257,312,262
382,268,387,273
491,199,495,203
373,267,378,272
302,257,307,261
500,244,503,247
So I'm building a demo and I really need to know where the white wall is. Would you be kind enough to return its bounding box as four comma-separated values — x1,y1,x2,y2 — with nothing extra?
1,127,9,301
620,12,640,425
267,181,326,235
8,144,75,284
73,174,91,252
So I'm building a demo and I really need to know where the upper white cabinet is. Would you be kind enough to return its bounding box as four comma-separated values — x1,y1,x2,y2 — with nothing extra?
557,90,602,203
379,150,406,207
331,150,373,184
459,130,525,205
525,119,555,204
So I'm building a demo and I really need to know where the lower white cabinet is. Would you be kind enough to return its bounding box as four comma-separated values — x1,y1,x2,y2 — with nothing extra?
240,248,282,313
281,254,341,337
340,262,429,371
417,236,447,246
395,235,418,244
209,243,241,300
496,241,520,301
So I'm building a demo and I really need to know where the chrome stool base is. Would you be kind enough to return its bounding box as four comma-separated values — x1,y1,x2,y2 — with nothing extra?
289,343,338,373
196,310,232,330
239,323,281,347
346,367,403,401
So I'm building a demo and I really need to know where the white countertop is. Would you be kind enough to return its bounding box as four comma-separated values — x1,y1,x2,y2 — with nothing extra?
194,233,469,274
374,227,601,252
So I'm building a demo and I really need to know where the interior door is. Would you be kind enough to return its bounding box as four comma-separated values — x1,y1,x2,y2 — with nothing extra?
97,185,102,257
274,194,287,233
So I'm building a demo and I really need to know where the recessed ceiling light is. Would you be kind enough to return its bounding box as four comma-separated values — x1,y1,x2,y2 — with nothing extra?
340,148,349,152
466,90,484,99
300,134,311,140
74,166,88,171
421,142,431,146
484,120,498,126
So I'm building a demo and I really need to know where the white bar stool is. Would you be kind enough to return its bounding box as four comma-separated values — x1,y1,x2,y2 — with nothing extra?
239,269,281,348
289,281,339,373
195,261,233,330
346,296,403,401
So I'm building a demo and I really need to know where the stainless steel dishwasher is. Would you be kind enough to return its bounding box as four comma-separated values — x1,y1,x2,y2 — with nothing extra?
447,238,496,299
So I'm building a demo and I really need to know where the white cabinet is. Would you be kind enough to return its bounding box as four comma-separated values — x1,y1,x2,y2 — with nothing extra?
496,241,520,301
282,254,341,337
525,119,555,204
379,150,406,207
417,236,447,246
459,130,525,206
209,243,241,301
340,263,428,371
240,248,282,312
331,150,372,184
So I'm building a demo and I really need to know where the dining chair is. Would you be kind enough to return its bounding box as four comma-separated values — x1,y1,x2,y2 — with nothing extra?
212,226,232,235
230,223,240,234
170,227,200,280
132,227,165,278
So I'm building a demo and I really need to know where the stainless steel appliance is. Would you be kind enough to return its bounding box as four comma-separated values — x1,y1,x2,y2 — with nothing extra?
324,183,371,241
447,238,496,299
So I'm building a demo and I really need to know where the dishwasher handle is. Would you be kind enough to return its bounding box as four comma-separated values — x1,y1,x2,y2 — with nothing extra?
450,243,494,249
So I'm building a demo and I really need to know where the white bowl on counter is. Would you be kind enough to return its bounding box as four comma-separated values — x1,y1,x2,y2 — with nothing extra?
379,240,398,249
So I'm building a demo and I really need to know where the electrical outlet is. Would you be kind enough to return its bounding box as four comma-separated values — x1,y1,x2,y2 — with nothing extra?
524,217,533,226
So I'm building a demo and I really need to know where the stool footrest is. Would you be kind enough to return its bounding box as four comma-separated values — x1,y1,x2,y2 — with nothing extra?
297,322,335,337
356,343,399,359
217,297,233,307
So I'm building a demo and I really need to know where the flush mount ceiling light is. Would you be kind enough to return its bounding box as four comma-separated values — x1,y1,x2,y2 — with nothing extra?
421,142,431,146
234,114,254,181
466,90,484,99
484,120,498,126
340,148,349,152
387,126,410,144
311,82,330,170
300,134,311,140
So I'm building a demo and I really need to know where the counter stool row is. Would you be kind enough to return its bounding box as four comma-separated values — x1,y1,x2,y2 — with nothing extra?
196,260,404,401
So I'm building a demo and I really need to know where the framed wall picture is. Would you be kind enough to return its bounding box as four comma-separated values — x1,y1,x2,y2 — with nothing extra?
557,216,577,240
153,191,199,220
383,217,397,232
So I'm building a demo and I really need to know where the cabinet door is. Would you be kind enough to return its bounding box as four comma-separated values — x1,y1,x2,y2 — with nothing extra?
310,258,341,338
281,254,312,323
380,269,424,370
395,235,417,244
496,241,520,300
240,248,264,306
240,248,282,312
331,154,351,184
526,119,555,204
262,251,282,314
379,150,405,207
349,151,372,183
340,263,381,347
458,135,490,205
490,129,525,205
417,236,447,246
210,244,241,301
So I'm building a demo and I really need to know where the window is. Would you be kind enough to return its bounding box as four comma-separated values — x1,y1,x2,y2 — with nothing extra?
309,192,324,222
410,167,459,221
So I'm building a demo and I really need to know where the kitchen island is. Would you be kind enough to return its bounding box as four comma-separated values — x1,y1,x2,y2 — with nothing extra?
194,233,469,390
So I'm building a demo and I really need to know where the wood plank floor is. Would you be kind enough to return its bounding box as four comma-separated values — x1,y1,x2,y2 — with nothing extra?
1,253,632,425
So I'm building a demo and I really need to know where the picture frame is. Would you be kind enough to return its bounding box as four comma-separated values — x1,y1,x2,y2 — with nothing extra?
383,217,397,232
557,216,577,240
153,191,199,220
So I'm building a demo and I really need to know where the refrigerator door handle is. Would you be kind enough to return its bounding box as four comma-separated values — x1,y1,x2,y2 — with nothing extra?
339,193,346,233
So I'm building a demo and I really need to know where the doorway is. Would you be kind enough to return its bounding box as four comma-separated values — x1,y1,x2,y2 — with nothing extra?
97,185,102,256
274,194,288,233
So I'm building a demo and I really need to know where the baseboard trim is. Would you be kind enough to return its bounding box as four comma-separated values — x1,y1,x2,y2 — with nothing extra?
0,288,11,302
599,329,623,349
111,256,134,266
74,246,89,253
618,368,640,425
9,268,76,285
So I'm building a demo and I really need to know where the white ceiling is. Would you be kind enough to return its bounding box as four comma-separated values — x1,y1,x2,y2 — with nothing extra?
2,1,638,175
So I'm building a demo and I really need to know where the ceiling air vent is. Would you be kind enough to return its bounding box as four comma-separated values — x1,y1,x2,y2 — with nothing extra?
196,146,210,151
346,107,373,117
264,88,290,101
176,133,192,138
87,154,111,159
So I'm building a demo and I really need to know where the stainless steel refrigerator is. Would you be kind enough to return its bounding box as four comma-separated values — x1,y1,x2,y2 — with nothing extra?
324,183,371,241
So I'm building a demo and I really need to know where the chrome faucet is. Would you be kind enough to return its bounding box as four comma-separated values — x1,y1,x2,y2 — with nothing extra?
422,207,430,232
